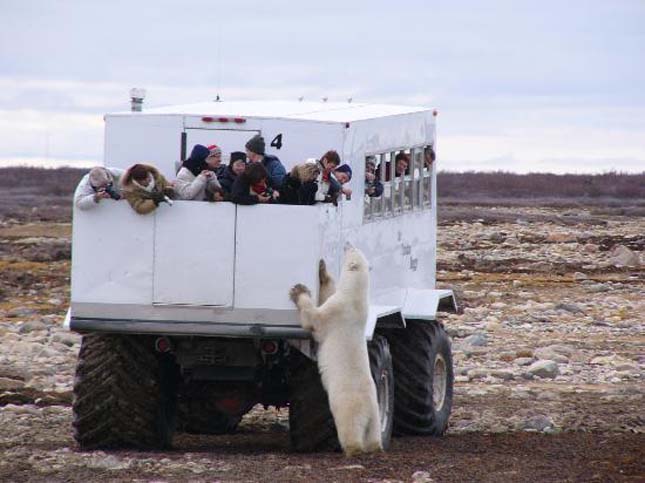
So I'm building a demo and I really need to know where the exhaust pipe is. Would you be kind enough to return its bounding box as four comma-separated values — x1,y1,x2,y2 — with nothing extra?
129,87,146,112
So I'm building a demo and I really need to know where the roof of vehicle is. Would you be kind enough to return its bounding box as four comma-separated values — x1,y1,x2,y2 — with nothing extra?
107,100,433,123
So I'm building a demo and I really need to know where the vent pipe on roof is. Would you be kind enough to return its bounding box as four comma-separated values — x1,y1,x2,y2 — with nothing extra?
129,88,146,112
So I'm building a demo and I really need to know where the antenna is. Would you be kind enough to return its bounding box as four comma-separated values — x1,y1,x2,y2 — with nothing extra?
215,26,222,102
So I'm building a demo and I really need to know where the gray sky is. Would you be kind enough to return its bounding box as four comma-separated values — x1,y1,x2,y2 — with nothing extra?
1,0,643,172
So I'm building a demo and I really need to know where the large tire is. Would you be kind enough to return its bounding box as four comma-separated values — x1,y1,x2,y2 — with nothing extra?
386,320,454,436
368,334,394,450
288,335,394,452
72,334,177,450
288,350,338,452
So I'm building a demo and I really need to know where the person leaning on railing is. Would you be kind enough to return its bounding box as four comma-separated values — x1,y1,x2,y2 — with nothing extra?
245,134,287,191
74,167,125,210
174,144,223,201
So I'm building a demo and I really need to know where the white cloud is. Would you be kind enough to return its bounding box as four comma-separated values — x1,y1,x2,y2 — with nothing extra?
0,0,643,172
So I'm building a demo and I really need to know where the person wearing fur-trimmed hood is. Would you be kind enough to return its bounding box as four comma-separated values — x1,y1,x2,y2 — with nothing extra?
174,144,223,200
121,163,175,215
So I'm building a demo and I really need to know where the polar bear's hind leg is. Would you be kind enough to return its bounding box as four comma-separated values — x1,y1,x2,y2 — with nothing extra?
364,412,383,453
331,398,370,456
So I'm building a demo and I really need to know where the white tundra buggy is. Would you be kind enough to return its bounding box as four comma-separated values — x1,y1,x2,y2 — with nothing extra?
68,100,458,451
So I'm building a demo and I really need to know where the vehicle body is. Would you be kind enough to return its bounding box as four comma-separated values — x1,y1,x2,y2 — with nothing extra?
68,100,457,451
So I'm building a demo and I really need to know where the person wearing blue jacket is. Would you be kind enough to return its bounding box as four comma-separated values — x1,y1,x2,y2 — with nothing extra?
218,151,247,195
245,134,286,190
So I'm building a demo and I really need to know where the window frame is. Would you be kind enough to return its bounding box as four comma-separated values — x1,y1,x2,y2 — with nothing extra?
362,143,434,224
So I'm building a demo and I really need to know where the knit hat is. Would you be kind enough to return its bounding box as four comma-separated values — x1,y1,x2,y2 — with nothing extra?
245,135,265,155
229,151,247,166
183,144,211,176
88,167,113,188
335,164,352,181
207,144,222,157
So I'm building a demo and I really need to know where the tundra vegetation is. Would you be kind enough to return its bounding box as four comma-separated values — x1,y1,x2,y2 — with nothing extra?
0,167,642,481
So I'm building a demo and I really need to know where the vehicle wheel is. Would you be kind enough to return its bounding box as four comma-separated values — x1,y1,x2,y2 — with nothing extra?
287,350,339,452
368,334,394,450
72,334,178,449
288,336,395,452
386,319,454,435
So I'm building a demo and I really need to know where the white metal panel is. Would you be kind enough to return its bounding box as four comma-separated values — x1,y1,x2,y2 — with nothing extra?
152,202,236,306
365,305,401,340
403,289,455,320
104,115,183,179
254,119,345,171
71,201,154,305
109,101,432,124
235,205,342,311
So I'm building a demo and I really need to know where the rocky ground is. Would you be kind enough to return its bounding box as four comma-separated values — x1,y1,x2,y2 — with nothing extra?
0,205,643,482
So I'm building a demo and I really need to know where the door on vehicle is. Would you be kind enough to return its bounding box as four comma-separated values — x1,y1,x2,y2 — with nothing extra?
152,202,235,306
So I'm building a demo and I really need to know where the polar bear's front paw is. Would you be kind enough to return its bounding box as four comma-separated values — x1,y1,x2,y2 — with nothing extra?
289,283,311,303
319,259,330,283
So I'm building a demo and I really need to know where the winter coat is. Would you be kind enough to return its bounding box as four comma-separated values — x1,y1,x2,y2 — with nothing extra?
218,166,238,195
261,154,287,190
365,178,384,197
279,173,318,205
315,168,343,204
74,167,125,210
230,176,260,205
174,166,222,201
230,176,277,205
120,165,175,215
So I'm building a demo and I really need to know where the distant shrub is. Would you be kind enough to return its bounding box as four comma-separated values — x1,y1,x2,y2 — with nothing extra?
0,166,87,195
437,171,645,199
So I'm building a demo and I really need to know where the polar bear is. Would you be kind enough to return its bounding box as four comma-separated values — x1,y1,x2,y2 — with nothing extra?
289,246,382,456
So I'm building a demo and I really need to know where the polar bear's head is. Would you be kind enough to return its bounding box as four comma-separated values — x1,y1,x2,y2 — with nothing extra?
337,245,369,300
342,245,368,274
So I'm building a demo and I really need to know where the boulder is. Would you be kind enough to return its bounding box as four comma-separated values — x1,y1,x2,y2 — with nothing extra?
583,243,599,253
19,320,48,334
527,360,559,378
610,245,641,267
546,232,576,243
522,415,554,432
464,333,488,347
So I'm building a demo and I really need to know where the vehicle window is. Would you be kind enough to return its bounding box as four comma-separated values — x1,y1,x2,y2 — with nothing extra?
363,145,433,223
423,144,435,208
363,155,380,220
